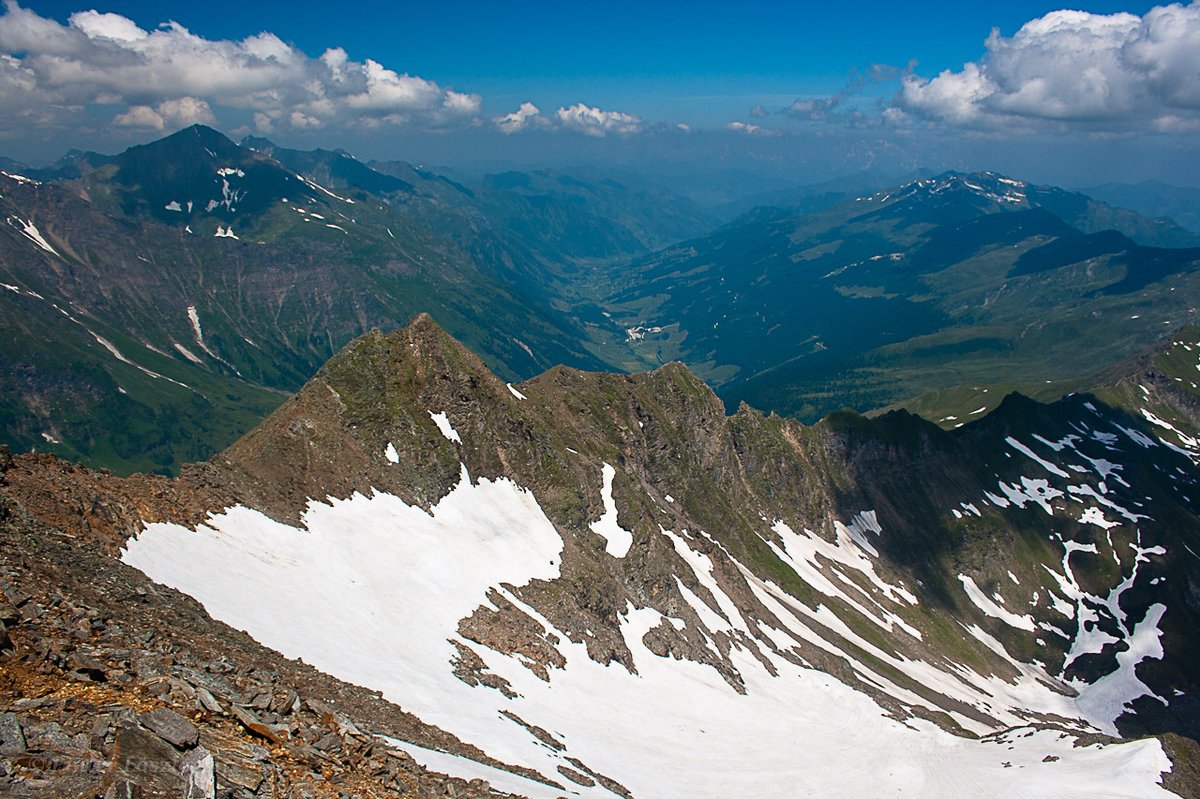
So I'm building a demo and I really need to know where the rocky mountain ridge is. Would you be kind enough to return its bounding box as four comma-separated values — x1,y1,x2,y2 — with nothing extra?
4,315,1199,797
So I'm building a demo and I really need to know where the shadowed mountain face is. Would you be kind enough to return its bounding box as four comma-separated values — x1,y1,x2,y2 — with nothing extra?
6,315,1200,797
604,172,1200,422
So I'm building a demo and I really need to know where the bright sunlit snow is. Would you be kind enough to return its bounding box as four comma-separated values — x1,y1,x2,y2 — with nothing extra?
7,216,59,256
589,462,633,558
382,738,567,799
428,411,462,443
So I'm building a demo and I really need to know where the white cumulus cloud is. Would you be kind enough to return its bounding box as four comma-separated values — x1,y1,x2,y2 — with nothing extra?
895,3,1200,133
113,97,214,130
70,9,149,43
113,104,166,129
158,96,216,126
554,102,642,137
0,2,482,134
494,101,544,134
492,100,643,137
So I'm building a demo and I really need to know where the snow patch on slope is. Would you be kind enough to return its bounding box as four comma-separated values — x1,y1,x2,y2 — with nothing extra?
301,176,355,204
1073,604,1168,736
661,527,748,633
953,406,1178,735
1,171,38,185
959,575,1036,631
428,411,461,443
87,331,191,390
6,216,59,256
123,469,566,774
172,343,203,365
382,739,567,799
590,463,633,558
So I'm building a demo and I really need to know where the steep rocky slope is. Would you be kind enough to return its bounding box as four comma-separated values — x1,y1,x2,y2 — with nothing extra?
3,315,1199,797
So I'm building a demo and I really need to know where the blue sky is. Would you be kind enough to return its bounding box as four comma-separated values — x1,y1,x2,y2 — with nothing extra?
0,1,1196,186
16,0,1160,121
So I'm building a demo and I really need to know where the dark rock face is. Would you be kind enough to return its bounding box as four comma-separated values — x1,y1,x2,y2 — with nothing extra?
138,707,200,750
102,719,215,798
0,711,25,755
108,725,195,794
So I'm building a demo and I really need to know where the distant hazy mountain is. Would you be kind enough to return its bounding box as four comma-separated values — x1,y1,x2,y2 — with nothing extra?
708,169,931,222
242,135,716,261
1,150,114,181
1081,180,1200,235
606,171,1200,421
714,171,1200,249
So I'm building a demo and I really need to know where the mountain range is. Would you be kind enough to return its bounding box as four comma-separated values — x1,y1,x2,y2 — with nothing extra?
4,128,1200,478
4,123,1200,796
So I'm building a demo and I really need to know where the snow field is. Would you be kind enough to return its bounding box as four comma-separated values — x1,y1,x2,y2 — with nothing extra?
122,464,1178,798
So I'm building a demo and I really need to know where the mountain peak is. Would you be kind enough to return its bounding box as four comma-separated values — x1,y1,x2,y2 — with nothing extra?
155,123,238,154
216,313,516,521
878,171,1032,207
238,134,276,153
87,123,317,225
403,310,443,339
212,313,735,526
110,123,243,168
